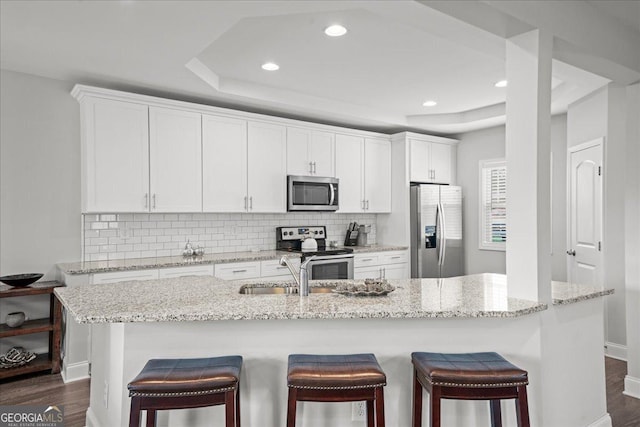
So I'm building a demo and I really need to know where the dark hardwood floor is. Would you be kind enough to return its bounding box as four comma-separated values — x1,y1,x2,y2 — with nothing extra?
606,357,640,427
1,357,639,426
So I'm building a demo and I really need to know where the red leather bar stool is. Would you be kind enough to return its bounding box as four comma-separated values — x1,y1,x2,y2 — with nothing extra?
127,356,242,427
411,352,530,427
287,354,386,427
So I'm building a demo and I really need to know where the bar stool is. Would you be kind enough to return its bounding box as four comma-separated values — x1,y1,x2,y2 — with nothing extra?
411,352,530,427
287,353,386,427
127,356,242,427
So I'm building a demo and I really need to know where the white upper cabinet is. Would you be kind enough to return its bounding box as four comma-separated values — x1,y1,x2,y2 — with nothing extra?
247,121,287,212
364,137,391,212
149,107,202,212
82,97,149,212
409,138,454,184
335,134,365,212
287,127,335,177
336,134,391,213
202,115,248,212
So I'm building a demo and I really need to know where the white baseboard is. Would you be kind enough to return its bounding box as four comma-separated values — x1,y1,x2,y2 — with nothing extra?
586,413,612,427
61,360,90,383
623,375,640,399
85,407,99,427
604,342,627,361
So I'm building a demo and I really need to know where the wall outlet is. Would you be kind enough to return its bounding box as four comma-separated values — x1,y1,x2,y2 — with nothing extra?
103,380,109,408
351,401,366,421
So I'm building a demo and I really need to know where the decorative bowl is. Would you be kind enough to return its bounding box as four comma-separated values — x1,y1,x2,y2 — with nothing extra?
332,279,395,297
6,312,26,328
0,273,44,287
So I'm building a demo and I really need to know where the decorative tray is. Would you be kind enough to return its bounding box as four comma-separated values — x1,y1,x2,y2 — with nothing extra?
332,279,395,297
0,347,36,369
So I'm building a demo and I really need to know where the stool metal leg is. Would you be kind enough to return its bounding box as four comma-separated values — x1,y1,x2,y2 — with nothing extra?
286,388,297,427
490,400,502,427
412,369,422,427
429,385,441,427
129,397,141,427
515,386,530,427
375,387,385,427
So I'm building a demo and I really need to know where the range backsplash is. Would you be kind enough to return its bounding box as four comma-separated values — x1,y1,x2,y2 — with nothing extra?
82,212,377,261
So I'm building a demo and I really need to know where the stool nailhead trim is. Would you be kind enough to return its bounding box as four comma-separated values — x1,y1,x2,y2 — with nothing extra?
289,382,387,390
429,380,529,388
129,385,236,398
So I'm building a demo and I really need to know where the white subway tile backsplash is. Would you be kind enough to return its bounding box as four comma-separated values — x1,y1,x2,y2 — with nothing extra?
83,212,377,260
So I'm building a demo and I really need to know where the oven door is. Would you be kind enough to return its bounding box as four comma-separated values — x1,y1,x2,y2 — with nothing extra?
288,175,339,211
307,255,354,280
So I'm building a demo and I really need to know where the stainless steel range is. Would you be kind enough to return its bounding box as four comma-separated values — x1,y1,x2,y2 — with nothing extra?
276,226,354,280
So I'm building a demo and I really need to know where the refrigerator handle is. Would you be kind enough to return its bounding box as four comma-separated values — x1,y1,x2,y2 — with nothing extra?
437,202,446,266
417,197,424,277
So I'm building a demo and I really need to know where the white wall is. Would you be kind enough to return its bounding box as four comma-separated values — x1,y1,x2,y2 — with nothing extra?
567,83,628,350
456,115,567,279
0,69,81,277
0,70,81,353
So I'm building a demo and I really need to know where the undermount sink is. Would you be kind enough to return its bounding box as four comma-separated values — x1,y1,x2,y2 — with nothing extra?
239,284,336,295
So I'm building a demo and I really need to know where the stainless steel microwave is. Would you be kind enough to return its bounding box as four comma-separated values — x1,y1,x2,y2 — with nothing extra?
287,175,339,211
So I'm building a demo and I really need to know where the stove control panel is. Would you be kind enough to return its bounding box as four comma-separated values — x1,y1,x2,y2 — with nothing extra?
277,226,326,241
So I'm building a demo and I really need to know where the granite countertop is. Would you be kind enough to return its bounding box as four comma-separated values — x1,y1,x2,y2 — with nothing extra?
55,273,549,323
349,245,408,253
57,250,301,274
552,280,614,305
57,245,407,275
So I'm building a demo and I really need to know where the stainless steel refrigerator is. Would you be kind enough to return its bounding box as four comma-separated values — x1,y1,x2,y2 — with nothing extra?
410,184,463,278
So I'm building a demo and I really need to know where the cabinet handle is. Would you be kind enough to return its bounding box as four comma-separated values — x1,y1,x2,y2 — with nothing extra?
244,196,248,211
152,194,156,209
309,162,313,174
232,269,247,273
390,256,401,259
249,196,253,210
144,193,148,208
312,162,316,174
366,200,370,210
361,258,374,262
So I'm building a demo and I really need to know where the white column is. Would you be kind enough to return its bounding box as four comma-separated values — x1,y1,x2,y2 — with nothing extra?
624,83,640,399
505,30,553,303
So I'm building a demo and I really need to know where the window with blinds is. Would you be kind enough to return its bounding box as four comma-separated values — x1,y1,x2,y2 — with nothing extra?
479,159,506,251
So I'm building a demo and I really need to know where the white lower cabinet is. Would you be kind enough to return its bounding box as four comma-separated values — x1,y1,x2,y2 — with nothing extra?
261,258,300,278
158,265,214,279
214,261,261,281
354,250,409,280
92,269,159,284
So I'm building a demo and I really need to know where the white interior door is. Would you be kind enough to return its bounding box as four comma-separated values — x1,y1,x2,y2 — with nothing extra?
568,139,603,286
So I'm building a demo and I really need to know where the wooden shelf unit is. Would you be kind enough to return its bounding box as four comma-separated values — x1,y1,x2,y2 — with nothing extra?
0,281,63,381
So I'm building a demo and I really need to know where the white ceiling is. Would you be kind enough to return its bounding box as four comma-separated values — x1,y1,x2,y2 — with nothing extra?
0,0,619,135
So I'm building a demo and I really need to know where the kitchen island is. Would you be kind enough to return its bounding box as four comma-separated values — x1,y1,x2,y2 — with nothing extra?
55,274,612,427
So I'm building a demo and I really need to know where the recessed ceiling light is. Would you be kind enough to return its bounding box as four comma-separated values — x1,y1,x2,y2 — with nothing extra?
422,100,437,107
325,25,348,37
261,62,280,71
495,80,508,88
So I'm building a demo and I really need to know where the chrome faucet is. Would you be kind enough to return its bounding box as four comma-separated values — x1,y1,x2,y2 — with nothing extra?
279,255,317,296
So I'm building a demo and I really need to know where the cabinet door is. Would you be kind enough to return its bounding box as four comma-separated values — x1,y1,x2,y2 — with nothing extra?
214,261,261,280
310,131,335,177
286,127,313,176
409,139,431,183
382,264,408,279
158,265,213,278
247,121,287,212
202,115,248,212
149,107,202,212
335,134,364,212
364,138,391,213
430,142,452,184
92,269,159,284
354,266,382,280
83,98,149,212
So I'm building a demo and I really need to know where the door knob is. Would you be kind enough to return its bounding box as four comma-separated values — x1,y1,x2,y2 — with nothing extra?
566,250,576,256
